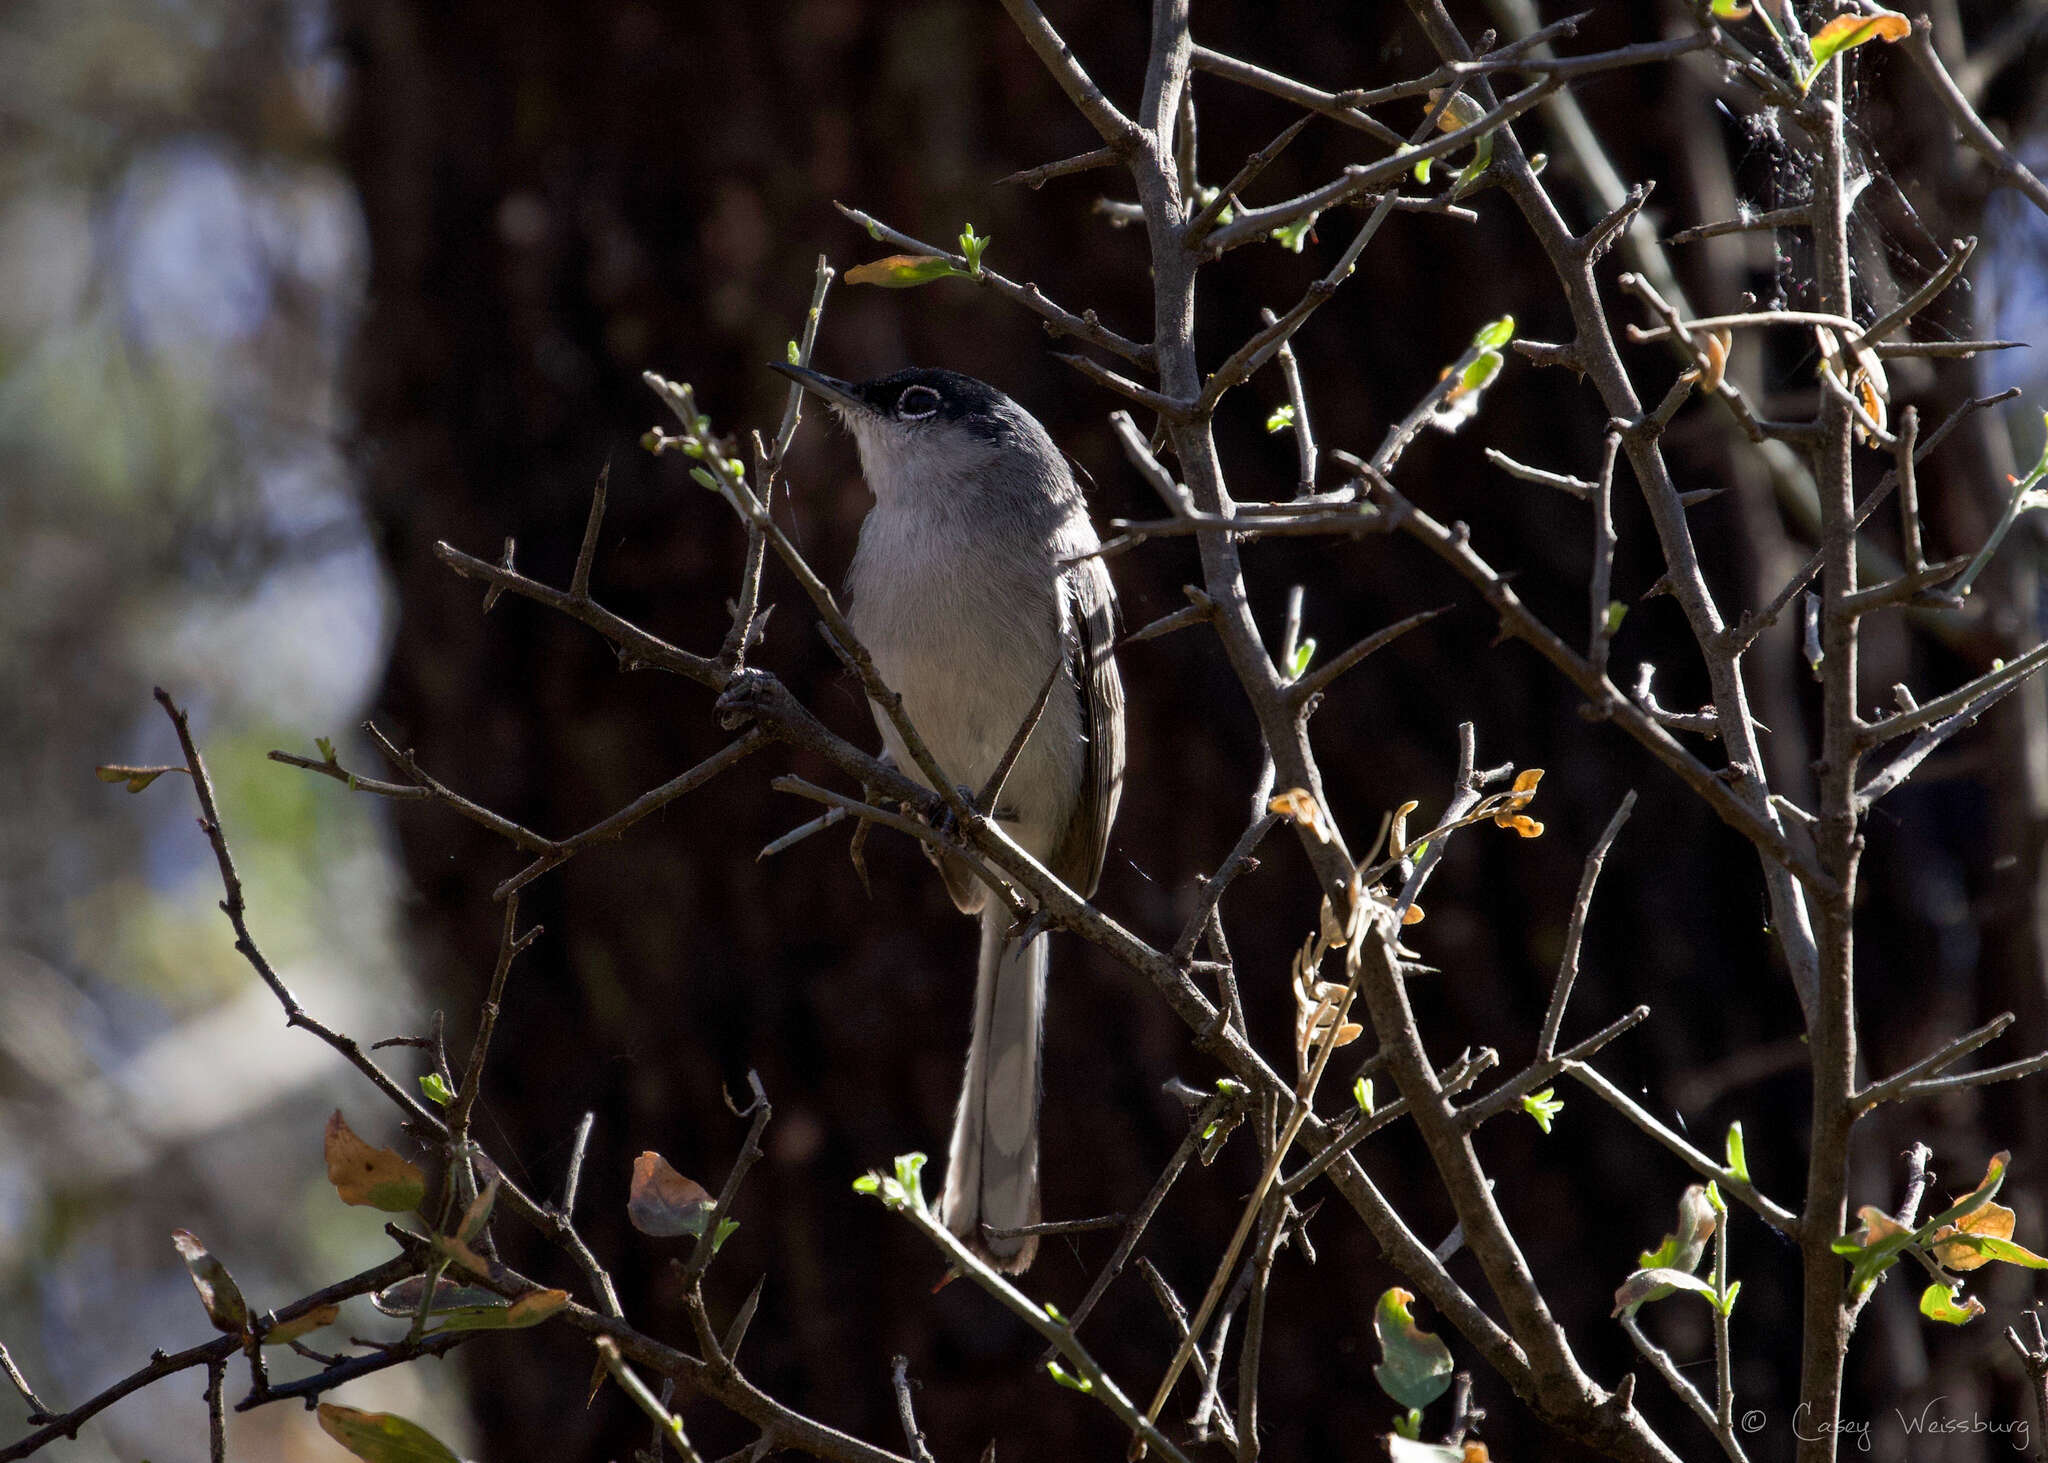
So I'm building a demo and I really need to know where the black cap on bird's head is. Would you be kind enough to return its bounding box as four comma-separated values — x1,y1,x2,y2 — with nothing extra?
768,361,1076,510
769,363,1013,439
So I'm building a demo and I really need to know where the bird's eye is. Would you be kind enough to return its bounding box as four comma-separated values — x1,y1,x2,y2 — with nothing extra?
897,385,942,420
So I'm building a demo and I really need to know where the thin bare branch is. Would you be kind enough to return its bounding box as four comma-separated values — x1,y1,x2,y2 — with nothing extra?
1903,19,2048,219
996,0,1140,148
997,146,1119,189
833,204,1151,366
1566,1064,1797,1234
1665,204,1812,244
1539,791,1636,1060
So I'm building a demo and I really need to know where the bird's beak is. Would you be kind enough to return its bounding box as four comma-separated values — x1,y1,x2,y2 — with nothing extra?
769,362,866,414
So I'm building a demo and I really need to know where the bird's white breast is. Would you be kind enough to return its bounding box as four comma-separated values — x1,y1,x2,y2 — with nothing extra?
846,503,1082,863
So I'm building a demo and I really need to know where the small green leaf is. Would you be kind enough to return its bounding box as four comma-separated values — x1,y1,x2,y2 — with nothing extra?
1265,403,1297,434
958,223,990,276
1459,349,1504,395
315,736,338,763
1372,1289,1454,1410
1045,1360,1094,1393
1720,1279,1742,1315
1288,638,1317,679
316,1404,461,1463
1725,1122,1750,1184
689,466,718,490
1354,1077,1376,1115
1521,1087,1563,1134
851,1174,881,1195
1270,215,1316,253
418,1073,453,1107
1919,1281,1985,1326
712,1217,740,1253
1393,1409,1424,1441
1195,186,1235,226
786,340,801,365
1471,315,1515,350
893,1152,930,1211
1448,130,1496,200
1604,601,1628,636
1710,0,1752,17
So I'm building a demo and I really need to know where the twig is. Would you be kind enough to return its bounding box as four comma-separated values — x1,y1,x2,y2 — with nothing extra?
204,1359,226,1463
494,732,771,899
0,1255,418,1461
0,1345,52,1425
997,146,1119,188
860,1171,1194,1463
158,690,447,1134
448,893,541,1149
834,203,1150,366
1485,448,1594,497
889,1357,938,1463
1902,1050,2048,1100
1665,204,1812,244
1860,642,2048,749
685,1072,772,1285
1539,791,1636,1060
597,1338,706,1463
1588,431,1623,684
1059,1092,1234,1351
1902,20,2048,220
1289,608,1449,709
1134,1260,1238,1450
984,1213,1127,1240
2002,1310,2048,1460
1730,388,2023,651
1186,115,1314,243
570,461,610,602
758,806,850,860
1566,1064,1797,1234
977,656,1064,816
1197,81,1557,414
1268,313,1317,495
1619,1316,1749,1463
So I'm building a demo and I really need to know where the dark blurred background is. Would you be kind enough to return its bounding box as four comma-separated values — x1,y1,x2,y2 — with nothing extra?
8,1,2048,1459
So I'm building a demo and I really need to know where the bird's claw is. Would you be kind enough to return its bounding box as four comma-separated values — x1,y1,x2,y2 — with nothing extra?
714,668,778,731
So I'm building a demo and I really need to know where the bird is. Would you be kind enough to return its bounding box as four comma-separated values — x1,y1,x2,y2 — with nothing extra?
771,362,1125,1273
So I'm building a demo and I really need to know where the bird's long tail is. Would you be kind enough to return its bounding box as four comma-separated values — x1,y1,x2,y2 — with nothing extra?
942,906,1046,1273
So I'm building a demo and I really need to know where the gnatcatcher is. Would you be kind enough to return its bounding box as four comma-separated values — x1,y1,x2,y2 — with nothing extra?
772,362,1125,1272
